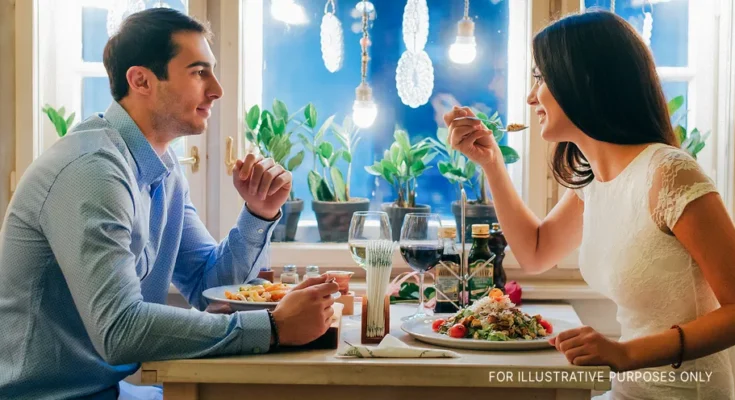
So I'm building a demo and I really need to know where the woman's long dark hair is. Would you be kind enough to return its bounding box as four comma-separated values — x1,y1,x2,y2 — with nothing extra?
532,11,678,188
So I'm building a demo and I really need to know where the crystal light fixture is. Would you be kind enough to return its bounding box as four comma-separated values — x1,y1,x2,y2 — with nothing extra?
395,0,433,108
449,0,477,64
353,0,377,129
321,0,344,73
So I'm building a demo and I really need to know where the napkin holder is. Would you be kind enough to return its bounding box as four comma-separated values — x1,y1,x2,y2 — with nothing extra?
360,295,390,344
300,302,344,350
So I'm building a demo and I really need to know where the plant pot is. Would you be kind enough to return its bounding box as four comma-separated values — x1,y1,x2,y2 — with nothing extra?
312,198,371,242
271,199,304,242
451,200,498,242
381,202,431,241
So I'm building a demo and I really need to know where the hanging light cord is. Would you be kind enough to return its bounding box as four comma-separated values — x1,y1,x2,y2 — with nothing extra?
611,0,616,13
464,0,470,20
324,0,335,14
360,0,369,84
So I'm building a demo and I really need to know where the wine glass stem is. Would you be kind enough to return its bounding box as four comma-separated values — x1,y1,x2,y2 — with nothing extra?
417,271,425,315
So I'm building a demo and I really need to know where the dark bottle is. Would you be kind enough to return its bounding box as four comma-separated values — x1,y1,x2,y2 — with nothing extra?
434,227,462,314
467,224,495,304
489,223,508,293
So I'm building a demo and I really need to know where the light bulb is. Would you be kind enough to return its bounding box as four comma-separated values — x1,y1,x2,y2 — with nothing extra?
271,0,308,25
353,82,378,128
449,19,477,65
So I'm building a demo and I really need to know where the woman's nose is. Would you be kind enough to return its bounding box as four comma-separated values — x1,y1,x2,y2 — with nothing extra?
527,86,538,106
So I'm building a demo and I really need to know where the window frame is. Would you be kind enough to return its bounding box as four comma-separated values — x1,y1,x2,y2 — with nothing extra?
203,0,553,278
15,0,210,221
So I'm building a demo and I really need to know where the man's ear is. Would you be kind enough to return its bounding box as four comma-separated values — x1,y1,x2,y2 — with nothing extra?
125,66,155,97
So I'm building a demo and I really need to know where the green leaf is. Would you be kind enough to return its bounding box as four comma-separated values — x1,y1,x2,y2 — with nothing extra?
381,159,399,176
330,167,347,202
273,99,289,122
316,115,335,143
259,126,274,148
500,145,520,164
334,128,349,149
305,103,318,129
394,129,411,155
390,143,402,164
273,118,286,136
692,141,706,156
475,112,488,121
438,161,451,175
246,105,260,130
342,151,352,163
306,170,322,200
287,150,305,171
245,131,256,143
261,111,275,131
66,112,75,128
58,107,66,117
422,152,437,166
319,155,329,168
668,95,685,115
319,141,334,160
465,160,477,177
410,160,426,176
436,128,449,146
365,163,383,176
674,125,687,145
491,125,504,143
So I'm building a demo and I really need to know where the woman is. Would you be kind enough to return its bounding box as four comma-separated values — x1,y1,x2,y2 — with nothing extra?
446,10,735,399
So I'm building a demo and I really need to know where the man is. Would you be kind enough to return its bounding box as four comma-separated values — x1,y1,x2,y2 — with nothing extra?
0,8,337,399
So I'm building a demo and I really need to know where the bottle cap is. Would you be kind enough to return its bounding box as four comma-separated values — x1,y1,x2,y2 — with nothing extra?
283,264,297,272
491,223,501,231
305,265,319,273
438,227,457,239
472,224,490,237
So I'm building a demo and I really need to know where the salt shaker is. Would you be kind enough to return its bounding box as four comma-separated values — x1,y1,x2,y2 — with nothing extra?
280,264,300,284
304,265,320,280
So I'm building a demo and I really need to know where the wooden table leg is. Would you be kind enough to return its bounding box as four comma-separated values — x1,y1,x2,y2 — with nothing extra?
163,383,198,400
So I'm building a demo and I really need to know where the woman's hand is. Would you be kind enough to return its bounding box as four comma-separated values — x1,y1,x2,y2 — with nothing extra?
443,106,500,169
550,326,633,372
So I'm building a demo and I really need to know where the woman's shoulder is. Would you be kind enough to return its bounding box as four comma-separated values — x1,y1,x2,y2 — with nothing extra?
646,144,707,179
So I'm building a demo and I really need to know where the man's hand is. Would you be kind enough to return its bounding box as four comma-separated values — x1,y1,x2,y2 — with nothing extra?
272,274,340,346
232,154,292,220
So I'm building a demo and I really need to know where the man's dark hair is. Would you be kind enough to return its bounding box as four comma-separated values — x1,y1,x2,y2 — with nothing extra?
103,8,212,101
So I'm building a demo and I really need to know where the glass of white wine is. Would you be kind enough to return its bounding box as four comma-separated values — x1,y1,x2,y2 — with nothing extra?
347,211,391,320
348,211,392,269
347,211,391,269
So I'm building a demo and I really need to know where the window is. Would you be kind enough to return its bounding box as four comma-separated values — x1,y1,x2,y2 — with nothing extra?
37,0,188,156
242,0,531,243
583,0,726,193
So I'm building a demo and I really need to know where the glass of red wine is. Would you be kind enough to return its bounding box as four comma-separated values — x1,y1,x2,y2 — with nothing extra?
399,213,443,321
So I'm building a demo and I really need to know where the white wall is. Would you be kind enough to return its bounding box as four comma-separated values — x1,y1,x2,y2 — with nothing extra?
0,0,15,221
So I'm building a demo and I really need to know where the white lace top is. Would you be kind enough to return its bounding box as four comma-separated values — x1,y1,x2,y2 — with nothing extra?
576,143,735,399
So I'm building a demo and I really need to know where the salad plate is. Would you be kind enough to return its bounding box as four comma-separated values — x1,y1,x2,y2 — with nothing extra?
401,289,578,351
401,315,575,350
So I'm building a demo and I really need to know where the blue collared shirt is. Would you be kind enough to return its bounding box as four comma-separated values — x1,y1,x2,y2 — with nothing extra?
0,102,278,399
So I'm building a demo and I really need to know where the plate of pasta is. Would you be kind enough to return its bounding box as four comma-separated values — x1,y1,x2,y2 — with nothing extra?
203,282,292,311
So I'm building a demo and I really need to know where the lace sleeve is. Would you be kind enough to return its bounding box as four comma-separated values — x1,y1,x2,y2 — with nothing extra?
648,148,718,233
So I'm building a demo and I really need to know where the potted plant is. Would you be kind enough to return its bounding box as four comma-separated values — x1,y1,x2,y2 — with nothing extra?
668,95,710,159
433,110,524,240
365,127,437,241
42,104,76,137
244,99,306,242
301,109,370,242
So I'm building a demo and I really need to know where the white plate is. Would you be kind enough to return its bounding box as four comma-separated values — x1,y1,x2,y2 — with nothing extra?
401,315,577,351
203,284,341,312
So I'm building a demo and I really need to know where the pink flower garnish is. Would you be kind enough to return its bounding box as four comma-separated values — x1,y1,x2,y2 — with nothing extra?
506,281,522,305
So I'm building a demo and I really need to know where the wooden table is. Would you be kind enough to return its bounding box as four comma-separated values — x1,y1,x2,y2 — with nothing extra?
142,302,611,399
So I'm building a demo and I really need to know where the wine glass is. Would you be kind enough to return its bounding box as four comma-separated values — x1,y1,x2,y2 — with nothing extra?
399,213,443,321
348,211,392,269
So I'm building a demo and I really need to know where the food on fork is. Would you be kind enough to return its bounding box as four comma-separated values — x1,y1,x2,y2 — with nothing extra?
432,288,553,341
